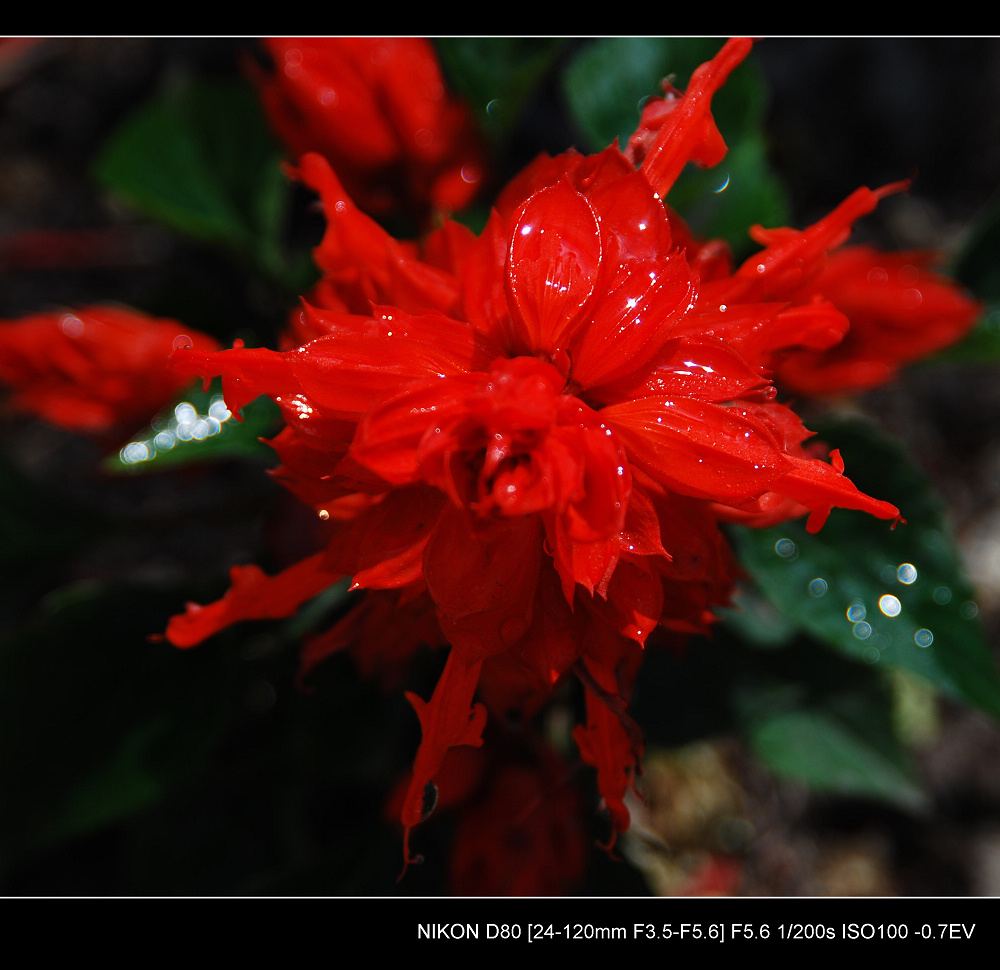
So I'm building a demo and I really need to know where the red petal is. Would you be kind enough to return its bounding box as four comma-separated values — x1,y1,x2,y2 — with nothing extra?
585,168,674,263
324,486,447,589
350,373,479,485
506,180,602,354
568,254,697,390
603,396,791,502
726,182,909,301
164,552,338,648
772,450,902,533
424,508,543,663
401,648,487,868
572,639,644,847
590,331,771,406
639,38,753,198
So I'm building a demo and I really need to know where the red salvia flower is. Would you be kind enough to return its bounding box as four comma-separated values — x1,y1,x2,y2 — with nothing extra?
165,39,931,880
257,37,486,225
0,305,219,441
768,246,982,394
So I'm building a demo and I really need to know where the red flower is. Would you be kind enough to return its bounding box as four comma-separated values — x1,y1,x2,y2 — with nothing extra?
0,305,219,441
768,246,982,394
445,741,589,896
257,37,486,224
166,38,908,879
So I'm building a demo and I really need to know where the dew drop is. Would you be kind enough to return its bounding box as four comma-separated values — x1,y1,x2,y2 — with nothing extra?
59,313,84,337
774,538,797,558
960,600,979,620
879,594,902,617
420,781,439,821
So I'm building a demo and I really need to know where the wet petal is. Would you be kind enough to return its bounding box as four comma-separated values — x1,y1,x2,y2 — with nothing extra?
603,396,791,501
506,180,602,354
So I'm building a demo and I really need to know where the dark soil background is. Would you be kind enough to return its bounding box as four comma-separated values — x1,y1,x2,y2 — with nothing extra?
2,37,999,897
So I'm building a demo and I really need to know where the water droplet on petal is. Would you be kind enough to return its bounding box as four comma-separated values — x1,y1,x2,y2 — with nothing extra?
59,313,84,337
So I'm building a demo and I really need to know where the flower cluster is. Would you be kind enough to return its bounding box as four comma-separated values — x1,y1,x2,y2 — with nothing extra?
257,37,486,225
159,38,980,888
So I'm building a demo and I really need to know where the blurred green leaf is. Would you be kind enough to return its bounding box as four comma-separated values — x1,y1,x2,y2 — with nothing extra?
734,652,926,809
562,37,683,152
669,132,791,260
929,303,1000,363
103,379,281,474
562,38,789,256
743,696,926,808
94,79,296,289
634,626,924,806
435,38,567,143
729,417,1000,720
953,187,1000,301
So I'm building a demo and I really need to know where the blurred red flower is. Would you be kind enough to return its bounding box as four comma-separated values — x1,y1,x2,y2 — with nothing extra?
0,305,219,441
257,37,486,225
768,246,982,394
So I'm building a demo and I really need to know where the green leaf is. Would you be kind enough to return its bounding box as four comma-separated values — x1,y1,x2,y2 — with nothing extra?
741,691,927,809
434,38,567,143
729,417,1000,720
562,38,789,257
929,303,1000,364
633,626,924,807
103,378,281,474
668,133,791,261
734,641,926,808
562,37,685,153
564,38,765,152
94,79,294,287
